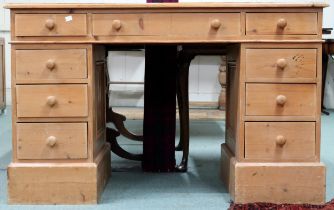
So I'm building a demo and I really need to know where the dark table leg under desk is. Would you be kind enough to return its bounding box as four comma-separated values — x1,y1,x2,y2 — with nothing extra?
143,45,177,172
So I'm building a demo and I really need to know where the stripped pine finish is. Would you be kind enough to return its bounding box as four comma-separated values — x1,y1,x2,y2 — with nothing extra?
4,2,327,205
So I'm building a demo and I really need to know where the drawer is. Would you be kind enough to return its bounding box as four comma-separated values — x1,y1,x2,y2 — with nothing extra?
245,122,316,161
170,13,241,37
16,49,87,81
246,13,318,35
15,14,87,37
92,14,169,36
17,123,87,160
245,84,316,116
16,84,88,118
245,48,317,81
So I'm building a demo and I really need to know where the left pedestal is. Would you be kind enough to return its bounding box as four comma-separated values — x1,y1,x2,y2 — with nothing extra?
9,44,110,204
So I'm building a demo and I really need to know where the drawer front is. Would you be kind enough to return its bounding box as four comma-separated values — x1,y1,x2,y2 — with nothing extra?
16,49,87,81
246,84,316,116
16,84,88,118
17,123,87,160
15,14,87,37
245,48,317,81
246,13,318,35
92,14,169,36
170,13,241,37
245,122,316,160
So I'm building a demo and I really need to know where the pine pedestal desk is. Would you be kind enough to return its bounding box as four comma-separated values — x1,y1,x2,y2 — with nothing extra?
5,2,327,205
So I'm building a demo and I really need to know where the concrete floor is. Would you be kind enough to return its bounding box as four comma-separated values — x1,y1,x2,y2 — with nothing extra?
0,107,333,210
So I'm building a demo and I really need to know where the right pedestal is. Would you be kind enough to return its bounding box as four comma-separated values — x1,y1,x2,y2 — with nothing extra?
221,43,326,204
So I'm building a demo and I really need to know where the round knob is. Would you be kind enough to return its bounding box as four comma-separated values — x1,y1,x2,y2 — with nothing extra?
45,19,55,30
46,96,57,107
112,20,122,31
46,136,57,147
276,58,287,70
46,59,56,70
211,19,222,30
276,58,288,70
277,18,287,29
276,135,287,146
276,95,287,106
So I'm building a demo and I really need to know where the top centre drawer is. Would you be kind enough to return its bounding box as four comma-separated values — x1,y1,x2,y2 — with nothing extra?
93,14,170,36
92,13,241,37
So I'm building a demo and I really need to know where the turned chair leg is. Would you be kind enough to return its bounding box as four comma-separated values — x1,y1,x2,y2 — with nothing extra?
175,53,194,172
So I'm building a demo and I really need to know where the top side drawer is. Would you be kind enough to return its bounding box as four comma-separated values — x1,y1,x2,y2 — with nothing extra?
16,49,87,82
246,13,318,35
15,14,87,37
245,48,317,82
92,13,170,36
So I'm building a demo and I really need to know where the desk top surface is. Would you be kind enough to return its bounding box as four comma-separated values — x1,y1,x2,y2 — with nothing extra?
4,2,328,9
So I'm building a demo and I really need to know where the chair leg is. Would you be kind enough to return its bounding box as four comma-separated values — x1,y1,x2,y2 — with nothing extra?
175,54,193,172
175,88,184,151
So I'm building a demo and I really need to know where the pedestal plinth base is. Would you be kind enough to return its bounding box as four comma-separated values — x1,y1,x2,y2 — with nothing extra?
8,144,111,204
220,144,326,204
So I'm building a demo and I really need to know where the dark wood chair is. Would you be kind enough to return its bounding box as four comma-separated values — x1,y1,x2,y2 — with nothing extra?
106,45,227,172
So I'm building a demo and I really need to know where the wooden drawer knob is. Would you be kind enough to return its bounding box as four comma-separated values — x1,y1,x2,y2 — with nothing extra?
45,19,55,30
276,58,287,70
276,135,286,146
276,95,287,106
46,59,56,70
211,19,222,30
46,96,57,107
277,18,287,29
46,136,57,147
112,20,122,30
